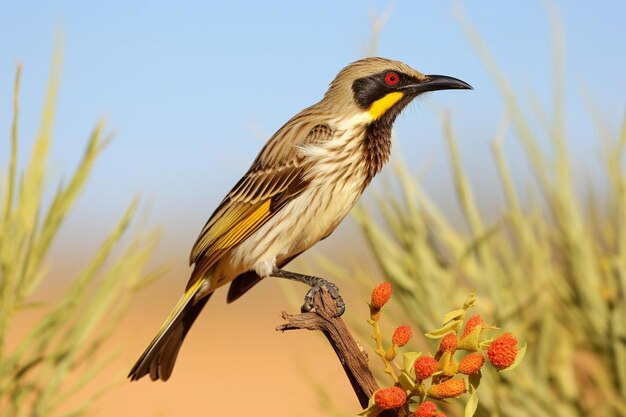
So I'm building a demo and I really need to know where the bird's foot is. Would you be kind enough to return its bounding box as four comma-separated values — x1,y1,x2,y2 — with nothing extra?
271,268,345,316
301,280,345,316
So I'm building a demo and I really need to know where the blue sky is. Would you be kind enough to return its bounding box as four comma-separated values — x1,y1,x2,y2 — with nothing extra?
1,1,625,260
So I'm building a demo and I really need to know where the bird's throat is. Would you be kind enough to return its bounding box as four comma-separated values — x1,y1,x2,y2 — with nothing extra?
362,116,393,184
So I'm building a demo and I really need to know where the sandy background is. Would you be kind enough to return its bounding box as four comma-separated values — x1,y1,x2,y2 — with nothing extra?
111,276,358,416
9,230,375,417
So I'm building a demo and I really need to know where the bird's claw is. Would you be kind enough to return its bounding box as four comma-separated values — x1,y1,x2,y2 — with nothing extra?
301,281,345,316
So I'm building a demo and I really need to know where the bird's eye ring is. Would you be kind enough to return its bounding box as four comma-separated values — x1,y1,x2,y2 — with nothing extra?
384,72,399,86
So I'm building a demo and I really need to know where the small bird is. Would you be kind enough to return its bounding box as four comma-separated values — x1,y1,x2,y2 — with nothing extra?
129,57,471,381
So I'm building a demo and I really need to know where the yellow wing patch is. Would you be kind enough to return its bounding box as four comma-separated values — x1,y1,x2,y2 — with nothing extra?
214,199,271,249
368,92,404,120
189,122,328,272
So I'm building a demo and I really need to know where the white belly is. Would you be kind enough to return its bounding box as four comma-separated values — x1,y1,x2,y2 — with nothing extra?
224,171,365,279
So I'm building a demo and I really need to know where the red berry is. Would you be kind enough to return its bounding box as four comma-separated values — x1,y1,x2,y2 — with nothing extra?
428,378,466,399
488,333,518,370
374,386,406,410
414,355,437,380
462,315,484,338
392,325,413,347
371,282,392,309
458,352,485,375
413,401,437,417
438,332,457,353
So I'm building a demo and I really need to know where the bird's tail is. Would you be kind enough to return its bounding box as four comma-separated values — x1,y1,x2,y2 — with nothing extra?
128,278,211,381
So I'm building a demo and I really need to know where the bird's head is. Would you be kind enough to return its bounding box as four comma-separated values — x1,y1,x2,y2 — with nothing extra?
323,57,472,124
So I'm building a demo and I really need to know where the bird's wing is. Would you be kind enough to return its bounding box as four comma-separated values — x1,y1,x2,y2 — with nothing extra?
186,122,333,288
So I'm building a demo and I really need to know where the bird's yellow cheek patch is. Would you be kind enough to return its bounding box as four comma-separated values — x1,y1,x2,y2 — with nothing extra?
368,92,404,120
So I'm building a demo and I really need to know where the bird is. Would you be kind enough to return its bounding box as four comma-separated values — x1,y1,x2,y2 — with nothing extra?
128,57,471,382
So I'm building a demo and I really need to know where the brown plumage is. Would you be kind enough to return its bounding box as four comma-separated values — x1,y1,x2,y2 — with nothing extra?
128,57,471,381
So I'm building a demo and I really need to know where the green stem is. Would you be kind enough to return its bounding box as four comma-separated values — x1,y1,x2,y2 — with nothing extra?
369,319,399,383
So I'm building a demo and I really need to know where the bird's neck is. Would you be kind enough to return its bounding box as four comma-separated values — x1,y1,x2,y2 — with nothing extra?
362,115,394,184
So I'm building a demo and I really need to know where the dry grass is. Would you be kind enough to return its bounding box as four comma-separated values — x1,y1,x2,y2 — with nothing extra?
0,46,160,417
318,12,626,417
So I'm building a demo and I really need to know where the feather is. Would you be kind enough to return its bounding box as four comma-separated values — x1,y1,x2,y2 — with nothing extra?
128,278,210,381
186,123,334,288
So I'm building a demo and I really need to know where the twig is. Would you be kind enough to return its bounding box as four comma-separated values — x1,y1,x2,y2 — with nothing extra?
277,287,397,416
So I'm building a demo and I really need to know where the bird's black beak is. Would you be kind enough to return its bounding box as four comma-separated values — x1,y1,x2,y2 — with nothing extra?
406,74,473,93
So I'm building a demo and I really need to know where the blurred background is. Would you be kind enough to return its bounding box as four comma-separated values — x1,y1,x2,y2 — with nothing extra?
1,1,625,416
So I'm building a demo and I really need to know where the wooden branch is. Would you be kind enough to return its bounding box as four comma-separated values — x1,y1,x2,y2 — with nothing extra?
277,287,397,417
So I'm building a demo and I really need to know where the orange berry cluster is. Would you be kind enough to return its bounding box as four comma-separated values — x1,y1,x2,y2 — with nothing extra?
392,325,413,347
371,281,393,309
414,401,445,417
374,386,407,410
487,333,518,370
365,282,522,417
453,314,519,370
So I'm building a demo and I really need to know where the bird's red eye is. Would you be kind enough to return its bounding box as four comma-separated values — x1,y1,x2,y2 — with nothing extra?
384,72,399,86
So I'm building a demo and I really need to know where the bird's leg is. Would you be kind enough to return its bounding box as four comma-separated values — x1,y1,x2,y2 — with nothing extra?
270,268,345,316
